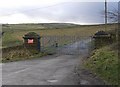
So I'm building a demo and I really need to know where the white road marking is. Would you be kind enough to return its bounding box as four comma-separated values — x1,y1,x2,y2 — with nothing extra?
6,67,31,76
47,79,58,83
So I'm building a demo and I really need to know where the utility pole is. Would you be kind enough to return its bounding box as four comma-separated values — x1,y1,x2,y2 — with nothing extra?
105,0,107,31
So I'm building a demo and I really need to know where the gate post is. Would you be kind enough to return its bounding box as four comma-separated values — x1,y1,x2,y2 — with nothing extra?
89,36,94,53
93,31,111,49
23,32,41,54
91,36,94,50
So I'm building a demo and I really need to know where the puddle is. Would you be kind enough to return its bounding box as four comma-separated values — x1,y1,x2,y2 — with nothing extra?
80,80,89,84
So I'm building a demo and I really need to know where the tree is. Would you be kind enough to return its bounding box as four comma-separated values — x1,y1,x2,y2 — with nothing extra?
107,8,119,23
101,1,119,23
100,1,120,42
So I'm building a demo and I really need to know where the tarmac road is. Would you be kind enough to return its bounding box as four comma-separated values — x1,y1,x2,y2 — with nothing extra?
2,39,106,85
2,55,87,85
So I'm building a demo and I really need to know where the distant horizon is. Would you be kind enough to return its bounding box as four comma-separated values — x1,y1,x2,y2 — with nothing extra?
1,21,105,25
2,22,117,26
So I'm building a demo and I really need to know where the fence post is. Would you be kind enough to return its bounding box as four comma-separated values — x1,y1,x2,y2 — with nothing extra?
38,37,41,52
91,36,94,50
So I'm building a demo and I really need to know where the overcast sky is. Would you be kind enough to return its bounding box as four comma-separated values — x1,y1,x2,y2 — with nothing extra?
0,0,119,25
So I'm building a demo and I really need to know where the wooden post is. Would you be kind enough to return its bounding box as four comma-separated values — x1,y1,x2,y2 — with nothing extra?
105,0,107,31
118,1,120,86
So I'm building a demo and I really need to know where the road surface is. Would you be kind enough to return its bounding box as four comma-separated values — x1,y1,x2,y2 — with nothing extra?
2,39,106,85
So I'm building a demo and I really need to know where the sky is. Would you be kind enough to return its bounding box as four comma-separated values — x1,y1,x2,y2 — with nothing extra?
0,0,119,25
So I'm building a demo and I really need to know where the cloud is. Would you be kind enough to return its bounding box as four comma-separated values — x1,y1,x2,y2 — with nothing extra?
21,2,104,24
0,1,118,24
0,13,60,24
0,13,29,24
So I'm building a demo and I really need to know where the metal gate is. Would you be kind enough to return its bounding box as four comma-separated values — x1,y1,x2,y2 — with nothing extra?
40,35,94,55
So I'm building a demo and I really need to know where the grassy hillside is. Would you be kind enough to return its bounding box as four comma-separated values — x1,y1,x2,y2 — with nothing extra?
83,43,119,85
2,23,79,31
82,27,119,86
2,23,118,47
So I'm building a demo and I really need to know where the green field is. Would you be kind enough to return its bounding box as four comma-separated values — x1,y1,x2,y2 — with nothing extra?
2,23,118,47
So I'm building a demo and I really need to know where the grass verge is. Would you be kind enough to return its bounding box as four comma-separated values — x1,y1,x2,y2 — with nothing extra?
1,45,52,63
82,43,119,85
1,52,47,63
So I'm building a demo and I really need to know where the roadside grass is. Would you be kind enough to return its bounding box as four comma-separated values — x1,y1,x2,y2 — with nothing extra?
1,53,48,63
2,45,49,63
82,43,119,85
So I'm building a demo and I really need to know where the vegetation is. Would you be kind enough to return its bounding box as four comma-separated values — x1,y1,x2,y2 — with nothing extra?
2,23,118,47
1,45,49,63
83,43,119,85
